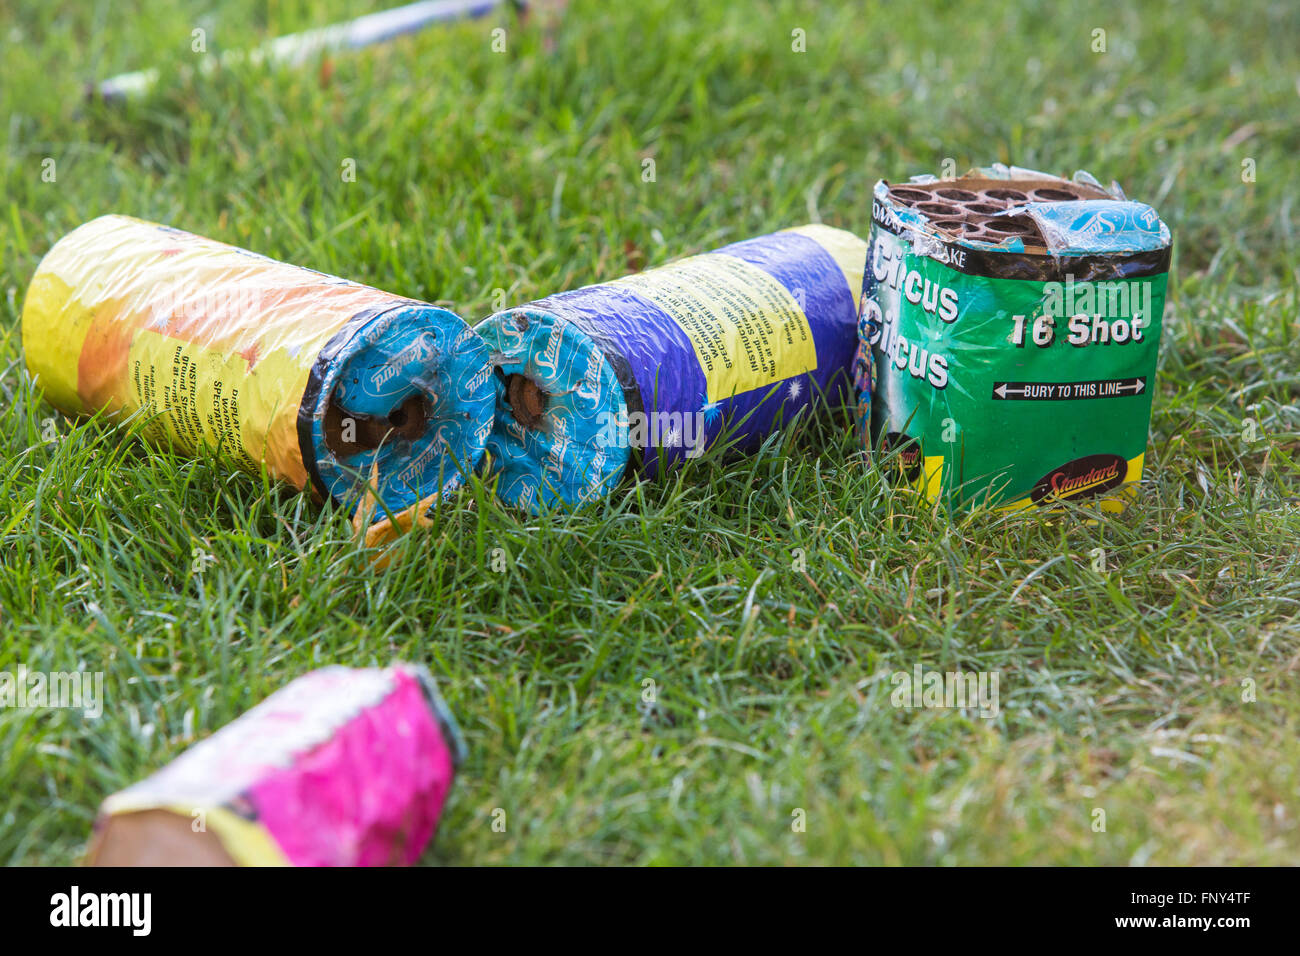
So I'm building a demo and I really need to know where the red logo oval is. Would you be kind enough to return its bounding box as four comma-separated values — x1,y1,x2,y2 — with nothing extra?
880,431,923,482
1030,454,1128,504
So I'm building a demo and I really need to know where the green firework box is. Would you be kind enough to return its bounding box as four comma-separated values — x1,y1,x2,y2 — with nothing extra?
854,165,1172,511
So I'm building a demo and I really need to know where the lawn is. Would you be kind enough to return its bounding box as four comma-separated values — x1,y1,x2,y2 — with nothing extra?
1,0,1297,865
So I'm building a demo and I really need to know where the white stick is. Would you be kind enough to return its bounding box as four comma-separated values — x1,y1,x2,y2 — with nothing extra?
94,0,510,101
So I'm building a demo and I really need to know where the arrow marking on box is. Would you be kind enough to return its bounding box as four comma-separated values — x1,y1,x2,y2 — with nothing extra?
990,377,1147,401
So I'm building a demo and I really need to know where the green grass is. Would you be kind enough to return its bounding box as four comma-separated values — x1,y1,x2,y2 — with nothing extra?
2,0,1298,865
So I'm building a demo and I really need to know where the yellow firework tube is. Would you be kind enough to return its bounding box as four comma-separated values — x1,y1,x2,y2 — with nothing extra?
21,215,494,521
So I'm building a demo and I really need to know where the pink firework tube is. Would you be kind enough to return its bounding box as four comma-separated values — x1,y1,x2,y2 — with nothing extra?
87,664,465,866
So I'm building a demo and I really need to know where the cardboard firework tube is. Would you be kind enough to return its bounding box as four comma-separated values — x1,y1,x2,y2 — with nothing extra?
857,165,1172,510
87,664,465,866
21,215,494,522
473,224,868,511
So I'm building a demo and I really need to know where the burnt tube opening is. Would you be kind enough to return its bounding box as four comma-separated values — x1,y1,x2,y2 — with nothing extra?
930,219,984,239
915,201,961,217
888,187,932,204
983,188,1029,203
983,217,1037,237
935,188,979,202
505,373,548,428
324,392,430,457
1031,187,1082,202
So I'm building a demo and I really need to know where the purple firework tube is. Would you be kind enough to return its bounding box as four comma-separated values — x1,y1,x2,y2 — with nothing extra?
475,224,869,512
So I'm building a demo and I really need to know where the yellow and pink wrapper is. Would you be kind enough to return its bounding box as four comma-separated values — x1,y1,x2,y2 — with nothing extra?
87,664,464,866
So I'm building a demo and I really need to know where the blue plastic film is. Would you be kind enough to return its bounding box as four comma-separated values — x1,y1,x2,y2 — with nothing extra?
301,305,495,516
